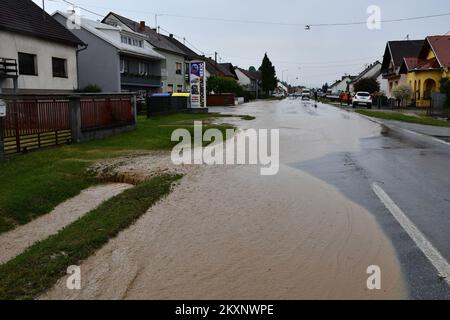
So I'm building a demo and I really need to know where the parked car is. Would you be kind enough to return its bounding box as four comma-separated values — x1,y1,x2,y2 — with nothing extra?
302,89,311,100
352,92,372,108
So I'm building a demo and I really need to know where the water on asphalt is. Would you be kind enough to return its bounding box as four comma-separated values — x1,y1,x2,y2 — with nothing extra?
42,99,409,299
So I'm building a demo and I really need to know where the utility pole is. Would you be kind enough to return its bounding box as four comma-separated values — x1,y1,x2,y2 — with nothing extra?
155,14,158,30
214,52,218,63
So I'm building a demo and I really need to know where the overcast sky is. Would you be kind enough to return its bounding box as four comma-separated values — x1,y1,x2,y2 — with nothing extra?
35,0,450,87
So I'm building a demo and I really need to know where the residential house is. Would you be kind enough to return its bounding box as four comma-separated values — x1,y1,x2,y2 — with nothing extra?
381,40,423,98
399,36,450,107
235,67,262,96
204,58,238,79
276,82,288,95
53,11,164,94
102,12,189,93
329,75,355,95
348,61,387,94
0,0,84,94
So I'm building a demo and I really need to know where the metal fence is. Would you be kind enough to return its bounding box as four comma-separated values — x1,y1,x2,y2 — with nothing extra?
429,93,449,117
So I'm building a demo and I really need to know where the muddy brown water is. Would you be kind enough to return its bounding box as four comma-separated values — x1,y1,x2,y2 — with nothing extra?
42,100,407,299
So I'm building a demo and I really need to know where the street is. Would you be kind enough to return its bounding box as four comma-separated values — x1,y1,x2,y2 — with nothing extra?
42,99,450,300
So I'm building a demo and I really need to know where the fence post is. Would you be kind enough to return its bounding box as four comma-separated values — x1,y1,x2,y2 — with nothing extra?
131,94,137,124
0,117,4,161
69,95,82,143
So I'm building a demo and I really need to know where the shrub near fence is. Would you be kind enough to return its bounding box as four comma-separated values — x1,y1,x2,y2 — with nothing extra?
0,93,136,157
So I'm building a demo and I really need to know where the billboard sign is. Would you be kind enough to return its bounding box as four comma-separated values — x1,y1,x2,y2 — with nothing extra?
189,61,206,108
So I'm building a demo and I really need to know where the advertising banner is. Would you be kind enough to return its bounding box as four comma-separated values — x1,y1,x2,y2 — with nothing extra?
189,61,206,108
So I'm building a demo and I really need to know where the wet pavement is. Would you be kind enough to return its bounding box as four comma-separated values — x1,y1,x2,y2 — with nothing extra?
43,99,450,300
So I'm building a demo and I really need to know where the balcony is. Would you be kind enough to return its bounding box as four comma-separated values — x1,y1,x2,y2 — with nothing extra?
120,73,162,88
0,58,18,79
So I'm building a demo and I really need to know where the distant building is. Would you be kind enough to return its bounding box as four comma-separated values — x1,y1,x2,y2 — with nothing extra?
399,36,450,107
54,11,164,94
329,75,355,94
235,67,262,95
381,40,423,98
349,61,385,94
0,0,84,94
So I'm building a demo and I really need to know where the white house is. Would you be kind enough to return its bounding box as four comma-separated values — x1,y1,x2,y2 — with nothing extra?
53,11,165,94
329,75,354,95
349,61,386,93
0,0,84,94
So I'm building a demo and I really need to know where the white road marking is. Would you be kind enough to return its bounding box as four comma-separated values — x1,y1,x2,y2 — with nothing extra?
372,183,450,285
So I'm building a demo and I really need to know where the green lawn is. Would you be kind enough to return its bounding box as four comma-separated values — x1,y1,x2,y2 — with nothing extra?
356,110,450,128
0,113,233,234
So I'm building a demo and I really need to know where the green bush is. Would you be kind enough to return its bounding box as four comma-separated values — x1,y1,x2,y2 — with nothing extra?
77,84,102,93
207,76,243,96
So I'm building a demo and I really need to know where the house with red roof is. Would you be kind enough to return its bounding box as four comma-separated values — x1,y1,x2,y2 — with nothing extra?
399,36,450,107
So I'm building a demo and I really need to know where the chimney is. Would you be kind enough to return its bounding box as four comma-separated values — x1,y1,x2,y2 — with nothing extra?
139,21,146,31
169,34,174,38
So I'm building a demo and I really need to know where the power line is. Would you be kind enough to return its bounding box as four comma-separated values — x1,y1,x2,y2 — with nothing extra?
46,1,450,29
59,0,103,18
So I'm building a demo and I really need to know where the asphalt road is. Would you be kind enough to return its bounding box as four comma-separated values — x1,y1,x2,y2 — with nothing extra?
216,99,450,299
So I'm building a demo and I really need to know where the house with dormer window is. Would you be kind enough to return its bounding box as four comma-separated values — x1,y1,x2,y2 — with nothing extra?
53,11,164,94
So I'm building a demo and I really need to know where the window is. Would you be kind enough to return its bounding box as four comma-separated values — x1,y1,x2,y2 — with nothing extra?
121,35,128,44
139,62,149,75
167,84,174,93
177,85,183,93
52,57,67,78
175,62,182,75
120,58,129,74
18,52,37,76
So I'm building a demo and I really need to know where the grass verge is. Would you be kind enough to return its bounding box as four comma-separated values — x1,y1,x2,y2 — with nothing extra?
0,173,182,300
0,113,233,234
356,110,450,128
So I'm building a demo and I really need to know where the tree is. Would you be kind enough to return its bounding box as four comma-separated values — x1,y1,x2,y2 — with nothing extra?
259,53,277,93
353,78,380,94
206,76,243,96
248,66,257,72
322,83,329,92
392,84,413,107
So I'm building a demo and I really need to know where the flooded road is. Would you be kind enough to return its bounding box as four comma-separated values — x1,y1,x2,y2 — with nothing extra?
43,99,414,299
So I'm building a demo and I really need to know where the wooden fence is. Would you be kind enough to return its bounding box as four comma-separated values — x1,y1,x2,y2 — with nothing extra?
0,93,136,156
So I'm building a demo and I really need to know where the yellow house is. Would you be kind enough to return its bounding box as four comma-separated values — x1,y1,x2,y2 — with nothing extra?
400,36,450,107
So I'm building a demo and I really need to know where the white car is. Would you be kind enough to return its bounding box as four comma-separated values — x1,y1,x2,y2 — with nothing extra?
301,90,311,100
352,92,372,108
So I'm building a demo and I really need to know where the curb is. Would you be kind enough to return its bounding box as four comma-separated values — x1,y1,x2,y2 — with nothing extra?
356,112,450,148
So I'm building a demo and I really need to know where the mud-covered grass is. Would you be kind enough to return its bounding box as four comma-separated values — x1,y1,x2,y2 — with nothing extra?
0,113,233,234
356,110,450,127
0,174,182,300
